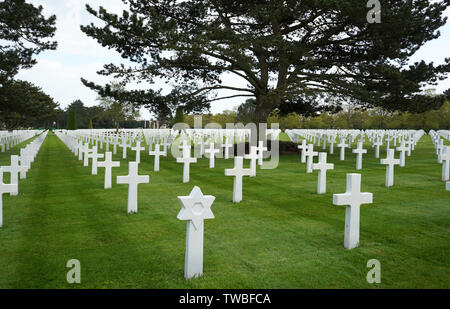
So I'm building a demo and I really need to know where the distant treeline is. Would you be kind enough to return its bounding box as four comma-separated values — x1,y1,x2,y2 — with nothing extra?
57,99,145,130
181,101,449,131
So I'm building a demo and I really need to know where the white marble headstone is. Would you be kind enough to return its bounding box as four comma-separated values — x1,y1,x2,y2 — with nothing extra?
117,162,149,213
225,156,251,203
352,141,367,170
380,149,400,187
177,186,215,279
297,140,307,163
333,173,373,249
441,146,450,182
97,152,120,189
312,152,334,194
305,144,318,173
0,168,18,227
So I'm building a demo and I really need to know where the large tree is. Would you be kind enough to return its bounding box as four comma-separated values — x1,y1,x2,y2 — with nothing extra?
0,0,57,83
97,82,140,131
0,80,59,130
66,100,89,128
81,0,450,122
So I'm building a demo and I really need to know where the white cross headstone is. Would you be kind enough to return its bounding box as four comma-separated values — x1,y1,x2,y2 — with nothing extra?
83,143,91,167
373,137,382,159
195,137,204,158
204,143,220,169
436,139,443,157
329,136,335,154
225,156,252,203
97,152,120,189
333,173,373,249
0,168,18,227
441,146,450,182
338,138,348,161
380,149,400,187
149,144,166,172
176,145,197,183
352,141,367,170
132,141,145,164
113,136,119,154
385,136,391,151
19,154,31,178
177,186,215,279
396,140,408,167
89,146,104,175
78,141,84,161
222,137,233,160
305,144,318,173
244,146,258,177
116,162,149,213
405,138,413,157
1,155,27,196
446,181,450,191
121,138,129,159
297,140,307,163
256,141,267,166
312,152,334,194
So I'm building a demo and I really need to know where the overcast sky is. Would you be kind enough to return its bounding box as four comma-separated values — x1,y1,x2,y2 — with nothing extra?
16,0,450,119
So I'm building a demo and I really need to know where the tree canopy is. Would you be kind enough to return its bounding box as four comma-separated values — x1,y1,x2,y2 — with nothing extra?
0,80,59,130
81,0,450,122
0,0,57,83
96,82,140,131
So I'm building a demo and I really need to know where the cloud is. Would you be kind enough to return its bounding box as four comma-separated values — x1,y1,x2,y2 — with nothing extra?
17,59,110,105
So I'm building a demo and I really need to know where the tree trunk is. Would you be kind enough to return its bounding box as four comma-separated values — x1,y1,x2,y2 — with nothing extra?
255,93,281,124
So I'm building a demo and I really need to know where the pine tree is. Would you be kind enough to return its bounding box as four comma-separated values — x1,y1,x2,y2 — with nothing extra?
0,0,57,83
81,1,450,120
173,107,184,125
67,110,77,130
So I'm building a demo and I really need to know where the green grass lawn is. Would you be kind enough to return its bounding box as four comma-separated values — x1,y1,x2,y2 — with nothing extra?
0,132,448,288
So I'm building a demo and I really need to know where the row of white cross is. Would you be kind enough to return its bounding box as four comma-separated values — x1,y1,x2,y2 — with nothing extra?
286,129,424,152
298,135,413,165
71,128,254,160
0,131,48,227
430,130,450,189
59,129,270,206
0,130,39,153
299,139,411,192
